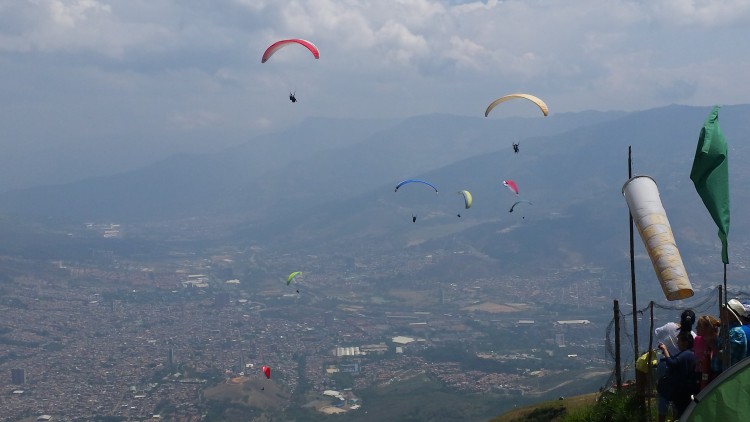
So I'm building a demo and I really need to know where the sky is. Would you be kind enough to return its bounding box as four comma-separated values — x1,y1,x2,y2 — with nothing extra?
1,0,750,189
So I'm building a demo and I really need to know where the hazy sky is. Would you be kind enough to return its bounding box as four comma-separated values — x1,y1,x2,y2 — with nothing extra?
1,0,749,188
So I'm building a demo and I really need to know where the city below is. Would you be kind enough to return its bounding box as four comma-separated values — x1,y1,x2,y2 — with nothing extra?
1,224,631,421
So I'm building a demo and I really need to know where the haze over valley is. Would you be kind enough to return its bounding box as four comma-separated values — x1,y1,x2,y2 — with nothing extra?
1,105,749,421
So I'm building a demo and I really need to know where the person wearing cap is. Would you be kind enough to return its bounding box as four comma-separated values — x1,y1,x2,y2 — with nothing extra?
724,299,750,366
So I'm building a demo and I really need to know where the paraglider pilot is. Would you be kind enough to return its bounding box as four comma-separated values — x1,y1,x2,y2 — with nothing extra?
289,92,297,103
412,214,417,223
512,142,519,153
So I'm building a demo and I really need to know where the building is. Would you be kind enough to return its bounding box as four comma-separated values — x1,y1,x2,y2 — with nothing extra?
167,348,175,368
334,347,361,357
556,320,591,325
391,336,415,345
338,363,360,374
11,368,26,385
555,333,566,347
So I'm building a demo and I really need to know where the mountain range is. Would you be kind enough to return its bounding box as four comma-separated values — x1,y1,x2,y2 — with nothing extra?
1,104,749,294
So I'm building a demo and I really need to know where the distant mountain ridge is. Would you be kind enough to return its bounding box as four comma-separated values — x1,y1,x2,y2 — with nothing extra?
0,109,625,223
1,105,750,285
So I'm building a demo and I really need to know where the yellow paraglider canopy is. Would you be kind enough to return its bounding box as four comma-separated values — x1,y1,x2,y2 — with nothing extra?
484,93,549,117
457,190,472,209
287,271,302,286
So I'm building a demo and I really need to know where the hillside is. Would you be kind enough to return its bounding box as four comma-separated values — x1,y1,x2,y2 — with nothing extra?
1,104,749,284
490,393,599,422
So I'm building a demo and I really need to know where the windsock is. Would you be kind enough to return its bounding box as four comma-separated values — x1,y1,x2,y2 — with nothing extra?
622,176,694,301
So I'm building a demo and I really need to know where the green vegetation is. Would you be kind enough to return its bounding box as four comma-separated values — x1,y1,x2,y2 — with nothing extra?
491,389,646,422
350,374,514,422
204,398,261,422
330,371,354,389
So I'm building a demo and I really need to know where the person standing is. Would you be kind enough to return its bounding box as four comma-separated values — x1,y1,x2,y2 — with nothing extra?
723,299,750,366
694,314,721,390
654,309,695,422
658,330,697,420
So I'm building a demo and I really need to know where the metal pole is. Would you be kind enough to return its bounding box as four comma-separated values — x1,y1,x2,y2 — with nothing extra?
614,300,622,391
721,282,730,370
628,148,640,365
648,301,655,422
628,146,643,412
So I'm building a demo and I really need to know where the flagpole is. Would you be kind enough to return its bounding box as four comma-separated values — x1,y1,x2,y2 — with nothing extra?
628,146,642,410
724,263,728,307
723,263,729,369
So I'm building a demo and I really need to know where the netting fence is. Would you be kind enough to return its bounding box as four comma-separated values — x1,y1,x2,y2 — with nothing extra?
602,285,750,391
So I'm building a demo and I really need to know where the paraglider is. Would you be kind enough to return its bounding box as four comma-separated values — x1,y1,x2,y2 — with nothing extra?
262,39,319,101
261,39,320,63
394,179,439,194
287,271,302,286
512,142,519,153
457,190,473,209
395,179,438,223
485,93,549,117
262,366,271,379
457,190,472,218
509,200,533,213
503,180,519,195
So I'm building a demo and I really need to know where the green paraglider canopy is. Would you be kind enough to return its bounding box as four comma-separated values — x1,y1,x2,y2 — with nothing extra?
287,271,302,286
681,357,750,421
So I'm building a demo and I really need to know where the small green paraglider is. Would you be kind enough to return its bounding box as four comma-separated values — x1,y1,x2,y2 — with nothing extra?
287,271,302,286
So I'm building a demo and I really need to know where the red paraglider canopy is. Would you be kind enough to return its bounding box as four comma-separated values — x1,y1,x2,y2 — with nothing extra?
261,39,320,63
262,366,271,379
503,180,519,195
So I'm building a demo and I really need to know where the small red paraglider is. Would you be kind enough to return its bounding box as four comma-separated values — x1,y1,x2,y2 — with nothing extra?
503,180,519,195
262,366,271,379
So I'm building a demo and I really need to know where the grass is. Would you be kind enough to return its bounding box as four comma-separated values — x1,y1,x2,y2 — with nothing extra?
490,393,599,422
490,384,658,422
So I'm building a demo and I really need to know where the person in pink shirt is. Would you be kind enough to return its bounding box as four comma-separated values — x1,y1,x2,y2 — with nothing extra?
694,315,721,391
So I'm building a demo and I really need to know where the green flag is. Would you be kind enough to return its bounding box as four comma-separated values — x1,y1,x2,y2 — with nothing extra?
690,105,730,264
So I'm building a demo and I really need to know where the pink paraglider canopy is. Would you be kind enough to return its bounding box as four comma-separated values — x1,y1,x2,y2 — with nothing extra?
503,180,519,195
261,39,320,63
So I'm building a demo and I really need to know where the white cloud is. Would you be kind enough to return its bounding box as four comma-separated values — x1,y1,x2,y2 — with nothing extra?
375,20,429,65
47,0,111,28
2,0,750,185
444,36,486,70
649,0,750,27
